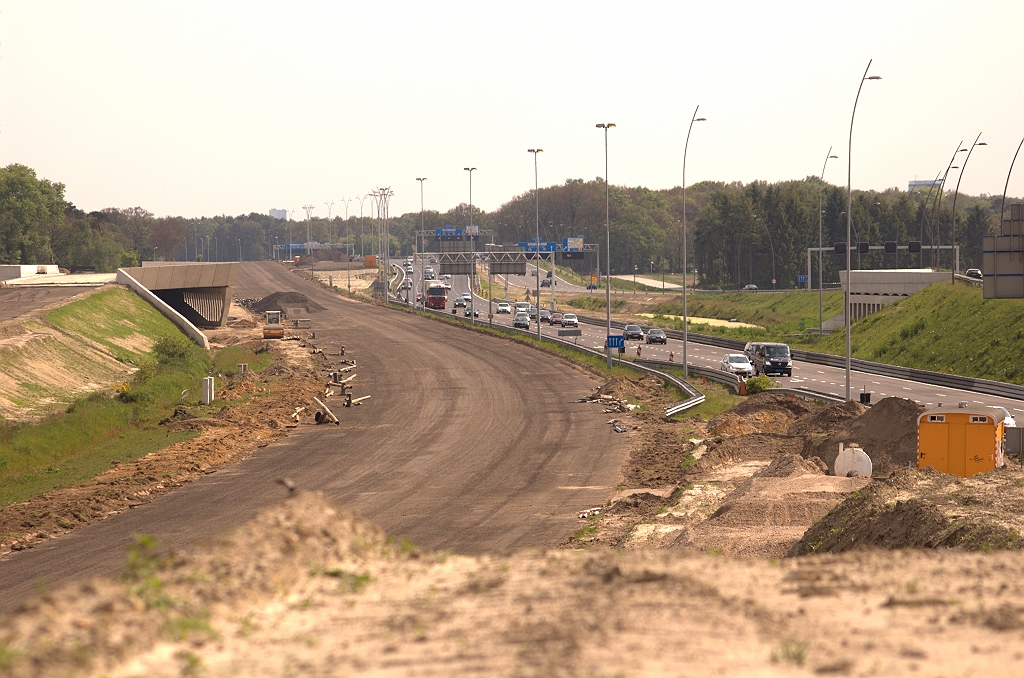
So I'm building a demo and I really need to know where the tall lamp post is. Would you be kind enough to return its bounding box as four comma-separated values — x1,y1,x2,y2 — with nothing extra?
681,107,705,378
527,149,543,340
416,177,427,308
932,142,967,269
818,148,839,331
950,133,987,283
464,168,476,324
596,124,615,369
844,59,881,401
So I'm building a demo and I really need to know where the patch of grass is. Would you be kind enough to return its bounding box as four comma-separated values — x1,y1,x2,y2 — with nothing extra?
572,524,598,541
771,639,807,665
211,344,275,376
0,641,19,670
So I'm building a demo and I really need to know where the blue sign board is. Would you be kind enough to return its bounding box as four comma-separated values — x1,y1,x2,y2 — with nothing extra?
517,241,557,252
606,335,625,349
435,226,464,240
797,275,808,284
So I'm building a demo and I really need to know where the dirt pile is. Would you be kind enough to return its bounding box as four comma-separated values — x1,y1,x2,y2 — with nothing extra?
787,399,865,437
706,392,818,436
792,466,1024,556
250,291,326,314
7,492,1024,677
689,433,806,478
753,452,828,478
804,397,923,476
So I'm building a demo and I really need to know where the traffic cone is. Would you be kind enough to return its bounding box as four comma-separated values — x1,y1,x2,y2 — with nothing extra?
636,345,642,358
739,380,748,396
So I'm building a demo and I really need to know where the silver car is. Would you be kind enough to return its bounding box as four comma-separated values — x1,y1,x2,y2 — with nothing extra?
721,353,754,377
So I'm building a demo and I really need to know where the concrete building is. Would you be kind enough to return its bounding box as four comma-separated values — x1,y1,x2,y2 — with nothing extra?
269,209,287,220
908,179,942,192
982,203,1023,299
838,269,949,322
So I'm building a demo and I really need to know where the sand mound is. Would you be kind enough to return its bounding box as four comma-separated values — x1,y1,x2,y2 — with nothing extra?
787,399,866,437
251,291,327,314
792,467,1024,556
690,433,806,477
706,412,757,436
753,453,828,478
804,397,923,476
728,392,818,420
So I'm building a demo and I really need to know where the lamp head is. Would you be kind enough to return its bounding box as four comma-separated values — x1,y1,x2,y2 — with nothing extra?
829,154,839,159
867,76,882,80
695,117,706,122
977,142,988,146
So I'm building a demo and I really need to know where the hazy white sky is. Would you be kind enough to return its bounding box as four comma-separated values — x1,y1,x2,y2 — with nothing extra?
2,1,1022,220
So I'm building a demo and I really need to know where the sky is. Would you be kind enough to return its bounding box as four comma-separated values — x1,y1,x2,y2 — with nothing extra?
1,0,1022,221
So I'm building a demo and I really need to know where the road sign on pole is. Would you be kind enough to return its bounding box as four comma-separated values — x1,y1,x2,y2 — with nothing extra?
606,335,624,349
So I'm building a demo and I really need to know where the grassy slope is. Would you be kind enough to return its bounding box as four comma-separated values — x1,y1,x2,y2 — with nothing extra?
0,290,232,507
803,282,1024,384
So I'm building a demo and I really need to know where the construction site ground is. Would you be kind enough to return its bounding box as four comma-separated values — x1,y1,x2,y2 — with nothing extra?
3,262,1024,676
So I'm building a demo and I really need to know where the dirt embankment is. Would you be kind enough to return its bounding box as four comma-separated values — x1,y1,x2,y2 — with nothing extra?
0,310,331,558
793,466,1024,556
5,491,1024,677
575,389,1003,559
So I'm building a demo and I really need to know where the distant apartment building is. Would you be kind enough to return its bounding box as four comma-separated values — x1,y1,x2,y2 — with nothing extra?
908,179,942,192
269,208,287,220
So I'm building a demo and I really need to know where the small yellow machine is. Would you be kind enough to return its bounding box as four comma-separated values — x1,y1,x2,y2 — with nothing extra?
917,404,1006,477
262,310,285,339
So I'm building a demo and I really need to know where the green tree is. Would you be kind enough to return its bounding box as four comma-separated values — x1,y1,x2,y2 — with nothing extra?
0,164,65,264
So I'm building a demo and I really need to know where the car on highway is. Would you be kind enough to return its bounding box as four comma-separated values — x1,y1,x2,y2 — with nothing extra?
990,406,1016,427
424,267,435,280
721,353,754,377
645,328,667,344
527,306,538,320
461,293,472,305
752,342,793,377
453,296,467,308
531,269,538,276
562,313,579,328
743,284,758,291
539,309,551,323
496,302,512,314
966,268,982,279
623,324,645,341
399,280,412,289
443,280,452,290
515,301,530,314
540,278,551,287
464,307,480,317
743,341,765,363
586,282,598,290
513,312,530,329
549,312,564,326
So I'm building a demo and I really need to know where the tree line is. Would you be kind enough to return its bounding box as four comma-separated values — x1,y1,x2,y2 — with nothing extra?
0,162,1012,286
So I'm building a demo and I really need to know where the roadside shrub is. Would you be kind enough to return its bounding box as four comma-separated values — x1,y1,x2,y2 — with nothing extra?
154,335,192,364
745,375,775,394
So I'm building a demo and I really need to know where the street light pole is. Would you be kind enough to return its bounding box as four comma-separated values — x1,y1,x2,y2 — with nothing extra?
416,178,427,308
464,168,476,324
819,148,839,331
950,133,987,283
527,150,543,340
932,142,967,269
596,124,615,369
845,59,882,401
681,107,705,378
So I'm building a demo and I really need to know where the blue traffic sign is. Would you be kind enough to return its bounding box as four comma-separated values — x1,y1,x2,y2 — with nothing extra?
606,335,624,349
518,241,557,252
797,275,808,283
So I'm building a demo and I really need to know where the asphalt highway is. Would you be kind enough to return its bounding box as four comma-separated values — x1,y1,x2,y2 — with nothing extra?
408,263,1022,421
0,261,628,613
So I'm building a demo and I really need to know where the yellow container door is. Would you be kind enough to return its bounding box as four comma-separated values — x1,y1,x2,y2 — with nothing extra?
918,423,949,473
965,424,996,476
948,422,967,477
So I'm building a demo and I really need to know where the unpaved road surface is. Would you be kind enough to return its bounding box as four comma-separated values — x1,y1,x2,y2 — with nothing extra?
0,261,627,613
0,285,96,320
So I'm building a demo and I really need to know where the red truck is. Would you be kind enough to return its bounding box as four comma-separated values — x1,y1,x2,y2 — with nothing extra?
426,283,447,309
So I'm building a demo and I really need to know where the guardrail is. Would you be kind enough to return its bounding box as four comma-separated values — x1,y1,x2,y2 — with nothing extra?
421,307,706,416
576,314,1024,401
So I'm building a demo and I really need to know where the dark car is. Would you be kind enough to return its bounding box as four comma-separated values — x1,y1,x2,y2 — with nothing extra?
550,312,564,326
752,342,793,377
527,306,538,320
623,324,645,341
586,282,598,290
540,278,551,287
965,268,982,279
645,328,667,344
464,307,480,317
453,296,467,308
539,309,552,323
